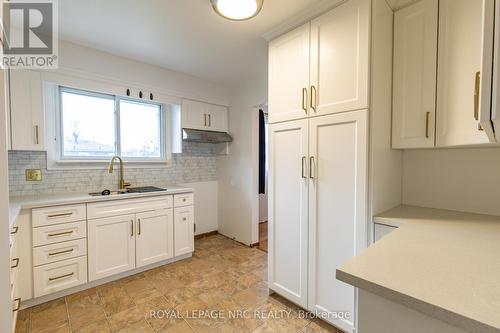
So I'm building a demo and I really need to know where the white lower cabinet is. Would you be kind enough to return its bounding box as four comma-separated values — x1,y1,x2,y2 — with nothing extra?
136,209,174,268
269,111,368,333
33,256,87,297
88,214,136,281
174,206,195,256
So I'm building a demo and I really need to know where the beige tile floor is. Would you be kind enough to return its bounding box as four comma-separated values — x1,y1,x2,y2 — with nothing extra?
15,234,343,333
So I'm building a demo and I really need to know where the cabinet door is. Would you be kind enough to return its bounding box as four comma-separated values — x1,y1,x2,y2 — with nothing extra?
392,0,438,148
268,23,310,123
88,215,136,281
206,104,228,132
309,0,369,117
436,0,496,146
136,209,174,267
268,119,308,308
181,99,208,131
9,70,44,150
308,110,368,332
173,206,194,256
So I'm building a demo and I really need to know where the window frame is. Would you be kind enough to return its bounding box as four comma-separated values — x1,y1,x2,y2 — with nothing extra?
57,86,167,162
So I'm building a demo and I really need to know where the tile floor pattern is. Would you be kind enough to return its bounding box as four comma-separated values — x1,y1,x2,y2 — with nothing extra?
15,234,343,333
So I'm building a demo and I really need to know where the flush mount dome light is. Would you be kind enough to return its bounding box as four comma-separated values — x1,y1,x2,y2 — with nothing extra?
211,0,264,21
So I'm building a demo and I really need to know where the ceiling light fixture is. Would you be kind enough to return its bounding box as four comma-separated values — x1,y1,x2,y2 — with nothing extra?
210,0,264,21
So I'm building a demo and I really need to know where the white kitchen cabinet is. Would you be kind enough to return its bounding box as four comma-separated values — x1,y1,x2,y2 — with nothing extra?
136,209,174,268
392,0,438,148
9,70,44,151
436,0,496,146
33,256,87,297
181,99,228,132
268,119,309,308
310,0,370,117
308,110,367,332
268,23,311,123
88,214,136,281
174,206,194,256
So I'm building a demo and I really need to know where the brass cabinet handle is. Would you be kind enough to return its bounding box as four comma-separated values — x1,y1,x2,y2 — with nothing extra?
137,219,141,236
12,298,21,312
204,114,207,126
130,220,134,237
182,217,187,221
425,112,431,138
474,71,481,121
48,249,74,257
35,125,39,144
310,85,317,112
47,212,73,219
47,230,73,237
208,114,212,127
48,272,74,281
302,88,308,113
10,226,19,235
301,156,307,179
10,258,19,269
309,156,315,179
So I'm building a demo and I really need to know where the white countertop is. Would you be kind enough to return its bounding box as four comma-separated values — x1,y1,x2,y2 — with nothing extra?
337,205,500,333
8,185,194,227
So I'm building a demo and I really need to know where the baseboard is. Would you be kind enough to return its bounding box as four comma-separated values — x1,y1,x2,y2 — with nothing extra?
194,230,218,240
250,242,260,247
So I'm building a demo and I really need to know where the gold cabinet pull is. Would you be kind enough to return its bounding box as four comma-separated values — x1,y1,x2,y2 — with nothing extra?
425,112,431,138
12,298,21,312
309,156,315,179
182,217,187,222
301,156,307,179
47,230,73,237
203,114,207,126
48,272,74,281
48,249,74,257
474,71,481,121
302,88,308,113
35,125,39,144
137,219,141,236
208,114,212,127
310,85,317,112
47,212,73,219
10,226,19,235
130,220,134,237
10,258,19,269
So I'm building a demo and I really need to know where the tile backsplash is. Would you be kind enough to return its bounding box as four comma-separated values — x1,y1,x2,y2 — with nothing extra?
8,142,217,197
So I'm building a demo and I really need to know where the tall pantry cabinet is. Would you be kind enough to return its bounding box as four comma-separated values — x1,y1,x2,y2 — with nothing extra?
268,0,374,332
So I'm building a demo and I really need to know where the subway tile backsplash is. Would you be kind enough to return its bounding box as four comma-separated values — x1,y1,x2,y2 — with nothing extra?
8,142,217,197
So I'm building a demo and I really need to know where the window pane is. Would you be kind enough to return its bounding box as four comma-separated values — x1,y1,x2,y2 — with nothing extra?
61,90,116,158
120,100,162,158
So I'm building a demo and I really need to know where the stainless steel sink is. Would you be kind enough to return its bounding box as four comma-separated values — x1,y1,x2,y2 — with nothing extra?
88,186,166,197
88,189,128,196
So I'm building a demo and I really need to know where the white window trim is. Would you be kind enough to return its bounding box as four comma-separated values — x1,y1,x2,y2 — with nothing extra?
44,81,173,170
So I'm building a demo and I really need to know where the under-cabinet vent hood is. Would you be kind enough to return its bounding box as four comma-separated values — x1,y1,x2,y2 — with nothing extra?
182,128,233,143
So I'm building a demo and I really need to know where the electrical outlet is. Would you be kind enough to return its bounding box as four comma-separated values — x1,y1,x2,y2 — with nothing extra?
26,169,42,181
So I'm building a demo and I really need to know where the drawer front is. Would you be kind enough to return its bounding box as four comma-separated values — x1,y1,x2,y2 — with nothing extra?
33,238,87,266
33,256,87,297
33,204,86,227
87,195,173,219
33,221,87,247
174,193,194,207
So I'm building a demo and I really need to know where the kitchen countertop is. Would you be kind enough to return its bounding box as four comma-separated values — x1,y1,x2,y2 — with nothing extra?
337,205,500,333
8,185,194,227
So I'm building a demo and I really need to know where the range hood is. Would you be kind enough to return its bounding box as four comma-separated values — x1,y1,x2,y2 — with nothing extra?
182,128,233,143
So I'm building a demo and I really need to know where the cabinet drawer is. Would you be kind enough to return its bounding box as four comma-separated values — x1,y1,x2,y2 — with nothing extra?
34,256,87,297
87,195,173,219
33,238,87,266
32,204,86,227
33,221,86,247
174,193,194,207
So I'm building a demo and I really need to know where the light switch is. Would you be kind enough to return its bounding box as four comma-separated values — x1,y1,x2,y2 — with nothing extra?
26,169,42,181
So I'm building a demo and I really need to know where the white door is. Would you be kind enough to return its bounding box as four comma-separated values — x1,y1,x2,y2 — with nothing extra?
181,99,209,130
206,104,228,132
268,23,310,123
436,0,496,146
173,206,194,256
136,209,174,268
9,70,44,151
88,215,136,281
268,119,309,308
308,110,368,333
392,0,438,148
309,0,369,117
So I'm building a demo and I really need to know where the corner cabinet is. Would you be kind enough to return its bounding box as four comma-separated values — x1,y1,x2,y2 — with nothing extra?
181,99,228,132
268,0,370,124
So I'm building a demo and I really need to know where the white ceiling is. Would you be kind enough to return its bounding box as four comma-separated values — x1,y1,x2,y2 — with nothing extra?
59,0,322,86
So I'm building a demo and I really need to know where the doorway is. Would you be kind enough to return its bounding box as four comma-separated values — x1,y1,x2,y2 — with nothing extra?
258,108,268,252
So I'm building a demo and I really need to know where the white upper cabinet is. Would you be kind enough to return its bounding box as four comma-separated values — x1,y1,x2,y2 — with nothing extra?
9,70,44,151
309,0,370,117
268,23,311,123
392,0,438,148
436,0,496,146
181,99,228,132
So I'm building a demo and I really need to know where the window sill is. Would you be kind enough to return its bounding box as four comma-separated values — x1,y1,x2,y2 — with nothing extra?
47,159,171,170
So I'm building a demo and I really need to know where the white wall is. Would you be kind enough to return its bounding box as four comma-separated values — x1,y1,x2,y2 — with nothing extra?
217,74,268,245
180,181,218,235
402,147,500,216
